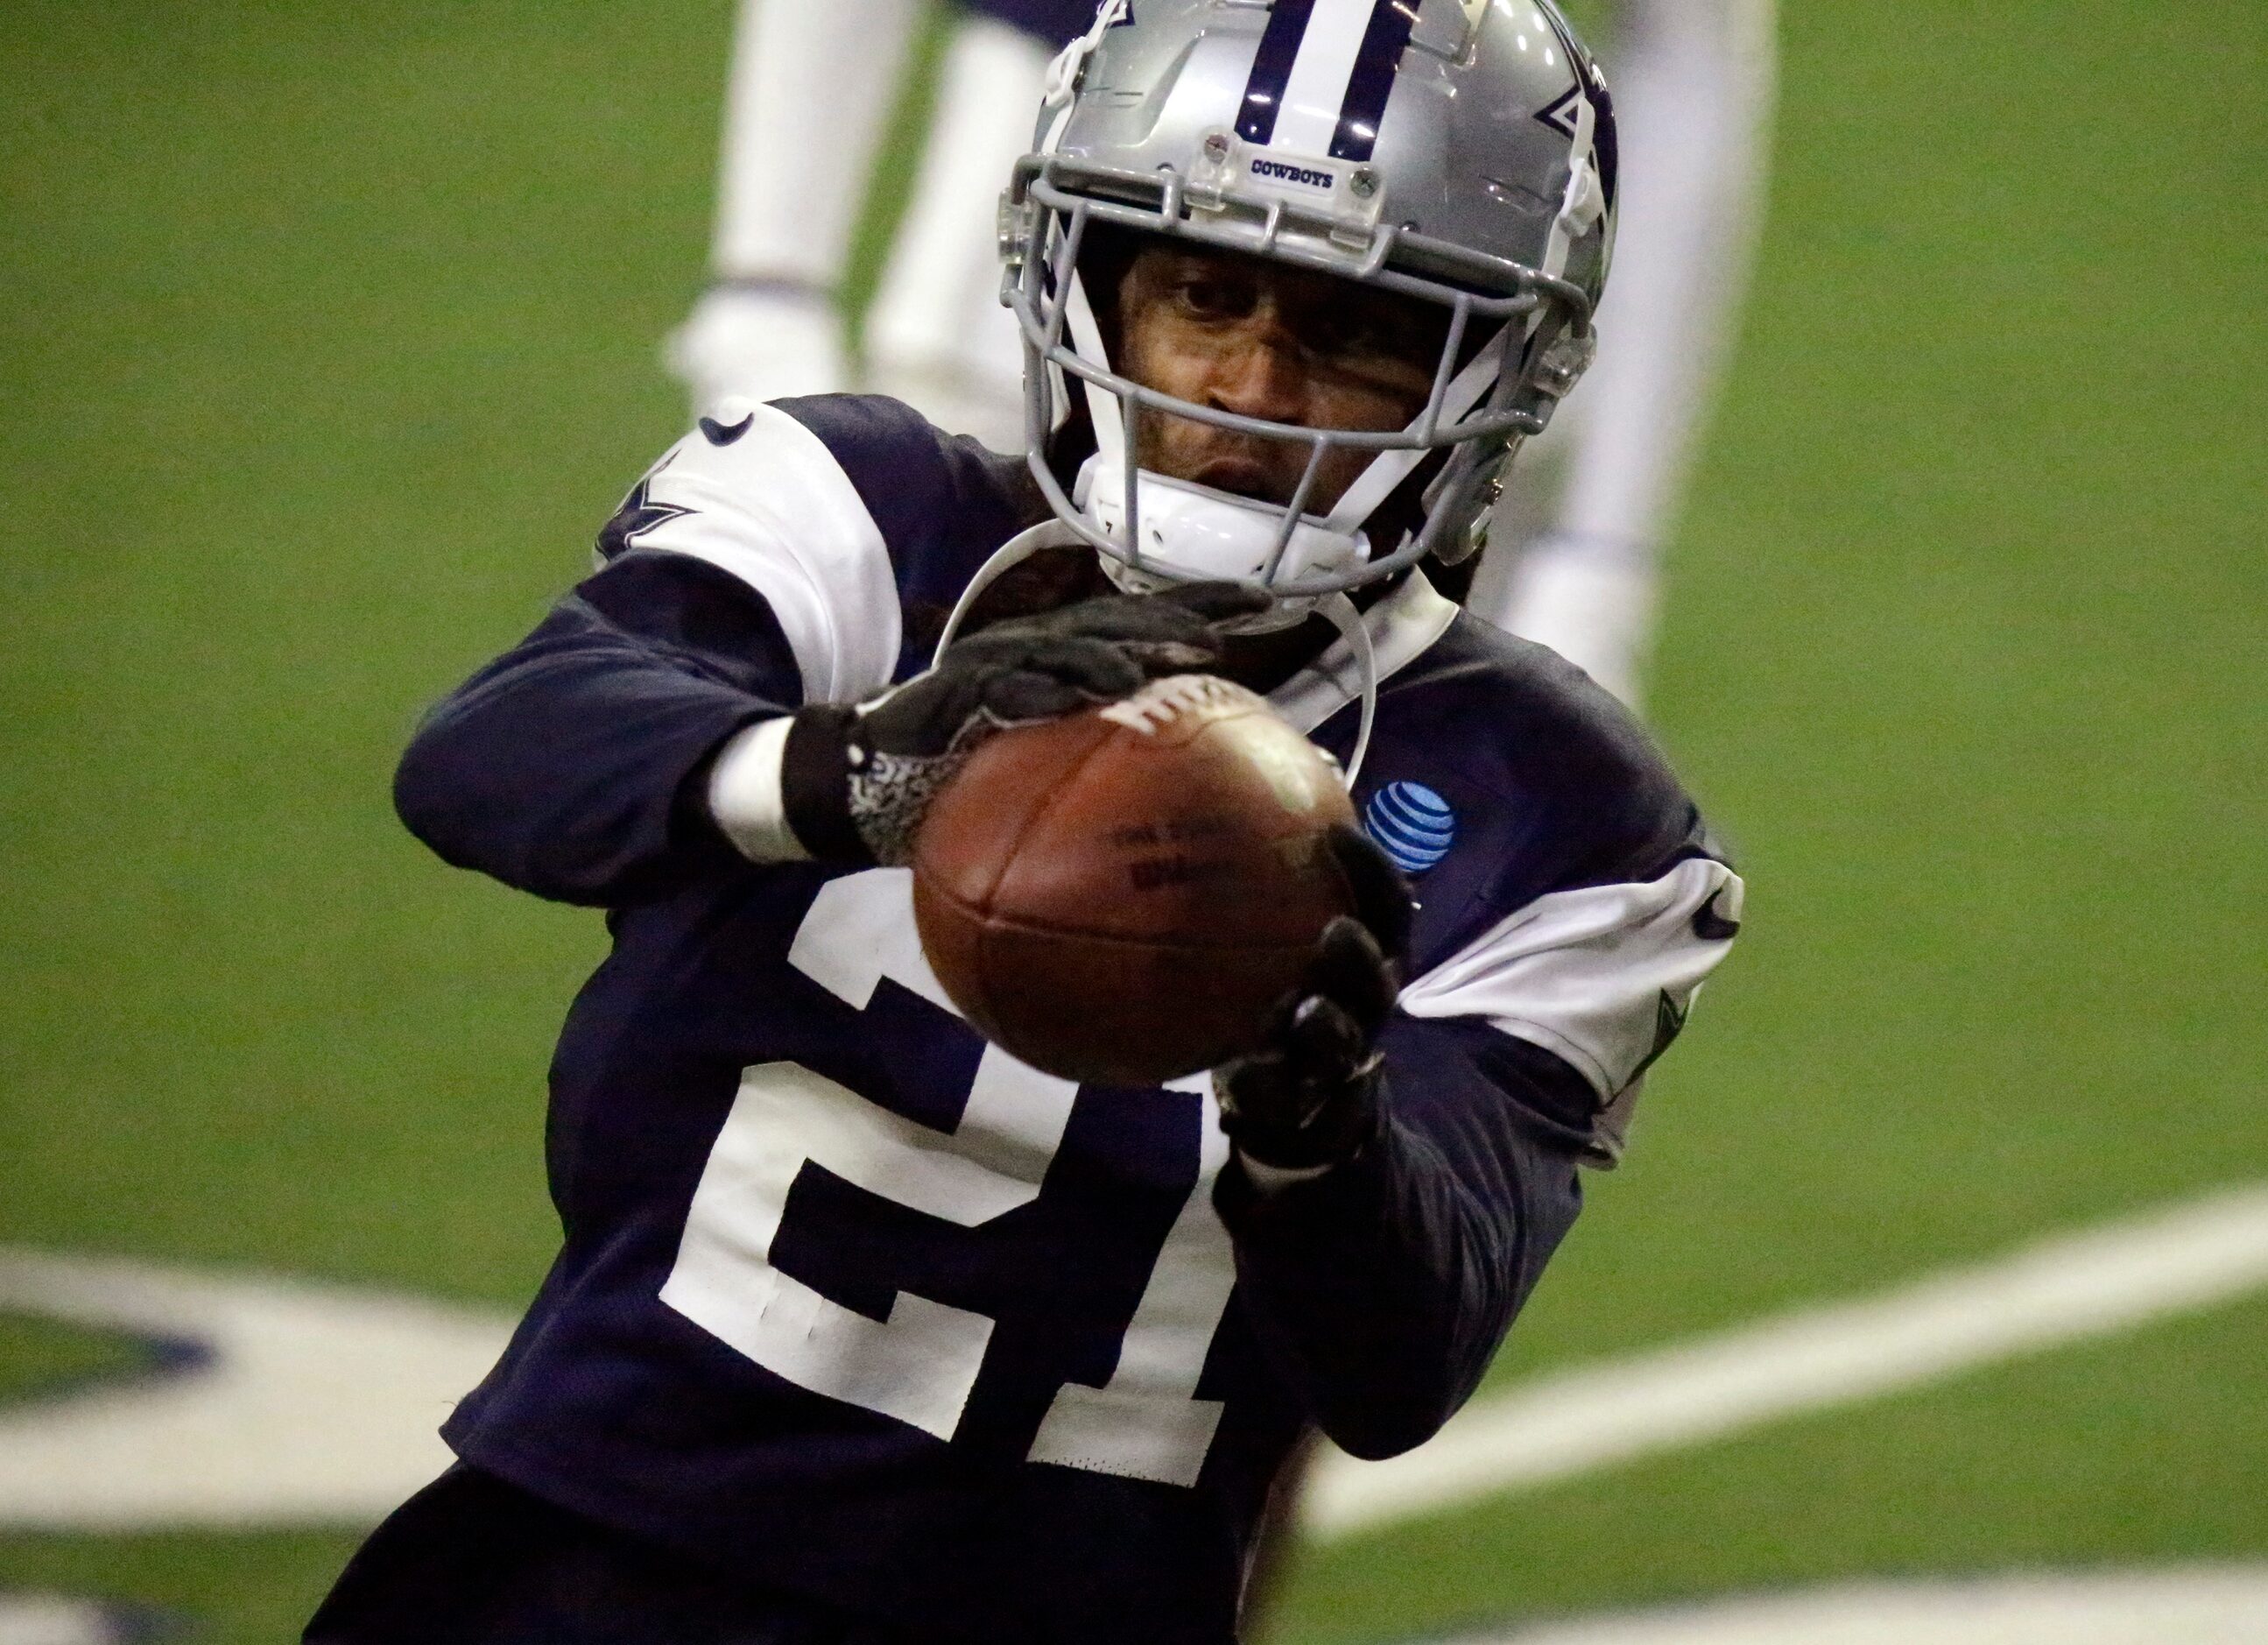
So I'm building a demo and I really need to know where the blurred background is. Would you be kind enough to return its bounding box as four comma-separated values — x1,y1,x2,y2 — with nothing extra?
2,1,2262,1641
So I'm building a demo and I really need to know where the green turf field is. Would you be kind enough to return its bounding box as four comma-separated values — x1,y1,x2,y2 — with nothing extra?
2,0,2262,1639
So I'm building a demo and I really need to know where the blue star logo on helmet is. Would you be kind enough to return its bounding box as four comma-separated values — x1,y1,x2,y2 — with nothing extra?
1365,782,1456,875
1534,86,1582,141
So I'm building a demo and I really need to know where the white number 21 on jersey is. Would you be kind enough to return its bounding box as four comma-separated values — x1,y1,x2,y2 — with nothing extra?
659,869,1237,1488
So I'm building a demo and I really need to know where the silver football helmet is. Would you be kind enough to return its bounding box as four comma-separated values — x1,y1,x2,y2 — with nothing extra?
1000,0,1618,607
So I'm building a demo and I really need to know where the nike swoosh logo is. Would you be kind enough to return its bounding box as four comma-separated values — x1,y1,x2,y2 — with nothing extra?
1692,886,1742,942
699,412,755,447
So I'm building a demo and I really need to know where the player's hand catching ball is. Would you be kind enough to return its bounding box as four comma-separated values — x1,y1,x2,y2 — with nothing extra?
1215,825,1414,1174
782,582,1269,866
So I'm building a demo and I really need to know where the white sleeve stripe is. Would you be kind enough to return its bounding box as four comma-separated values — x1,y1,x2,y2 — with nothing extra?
633,406,903,706
1398,856,1742,1099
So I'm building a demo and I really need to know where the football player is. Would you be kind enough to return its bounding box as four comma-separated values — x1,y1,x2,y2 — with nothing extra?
669,0,1776,710
667,0,1097,449
310,4,1743,1641
1475,0,1777,708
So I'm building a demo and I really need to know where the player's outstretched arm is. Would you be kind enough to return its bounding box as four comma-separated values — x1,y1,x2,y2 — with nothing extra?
394,552,803,907
1219,1013,1595,1460
1213,832,1592,1458
1216,825,1742,1459
1488,0,1776,706
399,554,1265,905
755,582,1269,866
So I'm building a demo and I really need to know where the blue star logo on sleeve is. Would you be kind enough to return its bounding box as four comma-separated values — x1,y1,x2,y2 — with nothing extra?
1628,988,1689,1084
596,462,694,562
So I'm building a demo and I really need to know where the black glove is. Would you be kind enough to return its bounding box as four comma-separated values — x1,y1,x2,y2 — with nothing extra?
1216,825,1414,1172
781,582,1269,865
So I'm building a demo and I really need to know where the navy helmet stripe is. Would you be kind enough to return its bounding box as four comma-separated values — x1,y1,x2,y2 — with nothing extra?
1328,0,1417,162
1236,0,1318,146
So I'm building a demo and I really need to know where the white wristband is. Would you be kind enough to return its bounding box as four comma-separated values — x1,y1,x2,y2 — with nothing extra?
707,717,810,863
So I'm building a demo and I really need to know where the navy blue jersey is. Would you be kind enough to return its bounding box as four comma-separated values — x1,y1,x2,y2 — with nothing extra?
397,395,1740,1642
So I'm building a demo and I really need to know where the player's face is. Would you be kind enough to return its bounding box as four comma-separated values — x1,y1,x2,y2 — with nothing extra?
1115,244,1445,512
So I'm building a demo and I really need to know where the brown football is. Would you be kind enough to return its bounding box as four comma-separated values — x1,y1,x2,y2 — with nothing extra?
912,674,1359,1086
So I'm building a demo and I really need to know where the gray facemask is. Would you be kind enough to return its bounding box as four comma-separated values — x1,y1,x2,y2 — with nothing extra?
998,0,1618,611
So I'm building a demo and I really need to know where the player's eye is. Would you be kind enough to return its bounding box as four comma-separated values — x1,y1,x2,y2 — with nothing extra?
1303,297,1447,377
1173,272,1258,321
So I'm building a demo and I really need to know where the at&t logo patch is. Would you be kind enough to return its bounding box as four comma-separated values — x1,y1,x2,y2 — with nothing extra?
1365,781,1456,875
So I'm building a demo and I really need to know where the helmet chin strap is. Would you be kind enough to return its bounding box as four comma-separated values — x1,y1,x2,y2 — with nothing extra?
935,520,1080,653
1062,274,1126,475
1320,325,1511,534
1037,2,1128,156
1316,591,1377,791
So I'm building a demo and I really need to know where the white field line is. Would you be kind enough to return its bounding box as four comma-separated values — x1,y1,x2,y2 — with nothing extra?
0,1250,511,1528
1304,1180,2268,1539
4,1182,2265,1535
1473,1567,2268,1644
